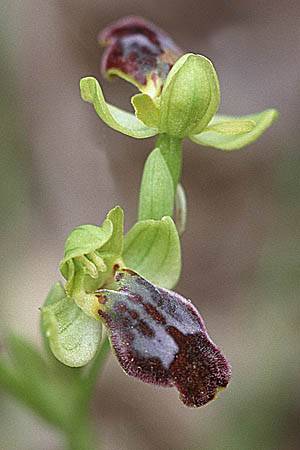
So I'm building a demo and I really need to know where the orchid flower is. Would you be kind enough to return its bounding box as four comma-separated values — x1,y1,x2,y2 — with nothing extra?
42,206,230,407
80,16,278,148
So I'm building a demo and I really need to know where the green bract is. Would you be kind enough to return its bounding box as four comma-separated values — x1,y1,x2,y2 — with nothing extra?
138,147,174,221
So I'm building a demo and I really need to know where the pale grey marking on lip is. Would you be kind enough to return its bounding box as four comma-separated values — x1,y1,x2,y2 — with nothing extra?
158,287,206,335
112,293,179,368
131,327,178,368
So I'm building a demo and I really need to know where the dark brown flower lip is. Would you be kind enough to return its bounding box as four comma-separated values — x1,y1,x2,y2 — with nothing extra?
98,16,183,96
97,269,231,407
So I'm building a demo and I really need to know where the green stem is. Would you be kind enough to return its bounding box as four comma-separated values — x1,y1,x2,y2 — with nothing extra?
155,134,183,189
66,417,96,450
65,337,110,450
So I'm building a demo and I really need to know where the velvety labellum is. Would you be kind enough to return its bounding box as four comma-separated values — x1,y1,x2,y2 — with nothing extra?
99,16,182,95
97,269,231,407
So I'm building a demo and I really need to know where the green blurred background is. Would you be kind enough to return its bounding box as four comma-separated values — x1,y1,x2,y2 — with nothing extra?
1,1,299,449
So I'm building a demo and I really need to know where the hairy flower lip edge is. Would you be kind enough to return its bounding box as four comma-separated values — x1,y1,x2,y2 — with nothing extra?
98,15,183,96
96,268,231,408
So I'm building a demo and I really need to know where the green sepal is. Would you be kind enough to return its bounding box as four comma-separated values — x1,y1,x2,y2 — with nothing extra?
80,77,158,139
123,216,181,289
138,148,174,221
205,119,256,135
131,93,160,128
190,109,278,150
41,294,102,368
159,53,220,138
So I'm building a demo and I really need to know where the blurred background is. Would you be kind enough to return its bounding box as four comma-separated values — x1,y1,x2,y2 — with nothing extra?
1,1,299,449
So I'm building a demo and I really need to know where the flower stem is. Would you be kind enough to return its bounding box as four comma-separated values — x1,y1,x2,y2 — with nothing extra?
66,337,110,450
66,417,96,450
155,134,183,189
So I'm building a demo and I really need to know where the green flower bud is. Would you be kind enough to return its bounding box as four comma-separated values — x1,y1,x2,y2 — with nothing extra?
158,53,220,138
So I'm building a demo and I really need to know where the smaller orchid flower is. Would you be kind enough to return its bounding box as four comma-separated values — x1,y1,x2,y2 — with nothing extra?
97,268,231,407
80,16,278,148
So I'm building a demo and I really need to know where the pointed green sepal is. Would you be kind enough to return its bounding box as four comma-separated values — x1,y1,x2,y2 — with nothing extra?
190,109,278,150
80,77,158,138
123,216,181,289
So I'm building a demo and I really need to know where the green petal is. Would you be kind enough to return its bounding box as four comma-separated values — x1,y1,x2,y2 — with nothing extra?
138,147,174,221
159,54,220,138
190,109,278,151
60,219,113,281
131,93,160,128
80,77,158,138
42,296,102,367
123,216,181,289
60,207,125,317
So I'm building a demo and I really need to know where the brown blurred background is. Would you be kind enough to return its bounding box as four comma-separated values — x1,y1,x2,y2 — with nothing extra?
1,1,300,449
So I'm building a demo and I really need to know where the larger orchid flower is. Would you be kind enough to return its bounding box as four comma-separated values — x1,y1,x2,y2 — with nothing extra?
42,207,231,407
80,16,278,147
